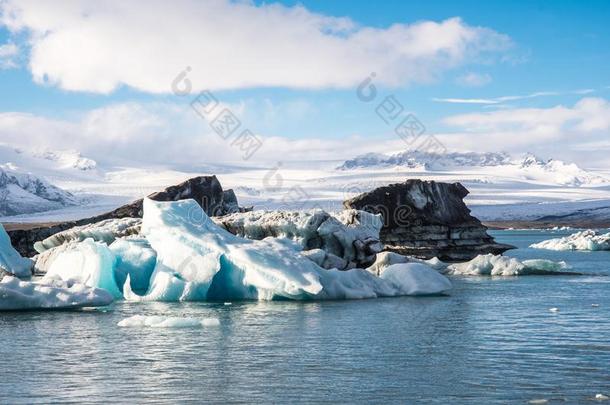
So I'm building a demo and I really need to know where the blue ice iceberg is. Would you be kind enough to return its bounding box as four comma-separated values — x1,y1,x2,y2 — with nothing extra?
42,238,122,298
124,198,451,301
0,224,33,278
28,198,451,302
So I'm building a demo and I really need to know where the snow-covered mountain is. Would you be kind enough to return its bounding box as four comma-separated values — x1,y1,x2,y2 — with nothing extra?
338,151,512,170
30,149,97,171
338,150,607,187
517,153,606,187
1,142,610,224
0,165,78,216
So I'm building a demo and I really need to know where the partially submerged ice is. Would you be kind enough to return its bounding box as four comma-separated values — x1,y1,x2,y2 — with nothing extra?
0,224,33,278
530,230,610,251
12,198,452,303
443,253,573,276
0,275,113,310
124,198,452,301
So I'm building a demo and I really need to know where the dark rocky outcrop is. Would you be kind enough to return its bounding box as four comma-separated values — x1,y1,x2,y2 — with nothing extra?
343,179,514,261
7,176,247,257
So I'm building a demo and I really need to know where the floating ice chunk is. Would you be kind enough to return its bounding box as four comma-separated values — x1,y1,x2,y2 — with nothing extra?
0,275,113,310
595,393,609,400
444,254,572,276
380,263,452,295
313,268,395,299
366,252,447,276
0,224,33,278
42,238,121,298
366,252,410,276
127,199,324,302
117,315,219,328
530,230,610,251
34,217,141,253
109,238,156,295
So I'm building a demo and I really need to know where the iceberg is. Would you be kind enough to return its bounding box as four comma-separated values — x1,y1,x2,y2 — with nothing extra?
125,198,452,301
125,198,325,302
530,230,610,251
42,238,122,298
444,254,572,276
0,275,113,310
0,224,33,278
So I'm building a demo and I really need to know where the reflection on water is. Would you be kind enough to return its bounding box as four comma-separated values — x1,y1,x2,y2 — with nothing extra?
0,230,609,404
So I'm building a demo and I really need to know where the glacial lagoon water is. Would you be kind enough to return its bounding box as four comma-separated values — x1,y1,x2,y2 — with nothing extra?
1,230,609,404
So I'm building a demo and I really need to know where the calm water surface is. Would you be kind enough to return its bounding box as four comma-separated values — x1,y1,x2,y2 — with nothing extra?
1,230,609,404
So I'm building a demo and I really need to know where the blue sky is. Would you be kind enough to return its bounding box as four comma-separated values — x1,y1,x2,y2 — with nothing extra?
0,0,609,167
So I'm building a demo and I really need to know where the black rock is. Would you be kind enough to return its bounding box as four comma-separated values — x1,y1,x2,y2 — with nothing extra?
343,179,514,261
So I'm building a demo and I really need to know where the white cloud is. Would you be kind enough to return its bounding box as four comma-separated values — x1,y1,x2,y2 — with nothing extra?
433,89,601,105
455,72,491,87
0,102,397,166
0,0,511,93
437,98,610,165
1,98,610,169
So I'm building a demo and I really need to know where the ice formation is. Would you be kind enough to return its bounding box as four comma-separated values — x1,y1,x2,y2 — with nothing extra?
366,251,445,276
34,217,141,253
213,209,383,269
109,238,156,294
530,230,610,251
380,263,453,295
23,198,453,302
117,315,220,328
0,224,33,278
124,198,451,301
0,276,113,310
42,238,122,298
444,254,572,276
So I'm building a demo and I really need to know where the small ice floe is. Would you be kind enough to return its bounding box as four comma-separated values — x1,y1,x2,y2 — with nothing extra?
549,307,559,312
595,393,609,401
530,229,610,251
443,254,574,276
0,276,113,310
118,315,220,328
